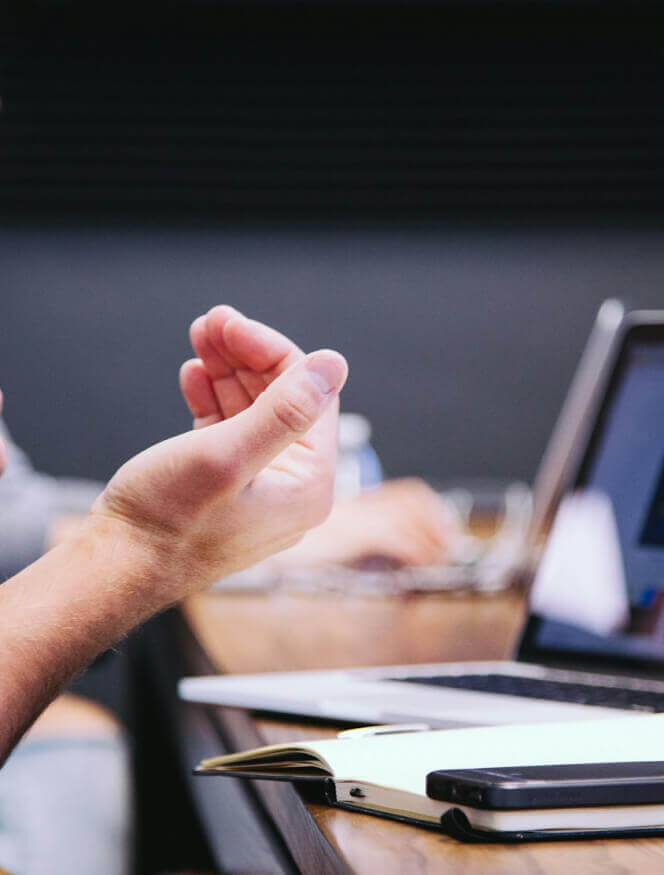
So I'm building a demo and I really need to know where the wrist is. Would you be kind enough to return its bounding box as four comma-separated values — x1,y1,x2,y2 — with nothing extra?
84,509,185,616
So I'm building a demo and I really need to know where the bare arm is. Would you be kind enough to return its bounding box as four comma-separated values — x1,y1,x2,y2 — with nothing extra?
0,309,347,763
0,515,170,758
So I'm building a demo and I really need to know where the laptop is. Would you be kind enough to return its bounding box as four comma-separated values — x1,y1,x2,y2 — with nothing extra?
180,305,664,729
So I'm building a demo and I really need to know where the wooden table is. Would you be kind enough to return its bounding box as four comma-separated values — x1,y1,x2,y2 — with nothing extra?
160,587,664,874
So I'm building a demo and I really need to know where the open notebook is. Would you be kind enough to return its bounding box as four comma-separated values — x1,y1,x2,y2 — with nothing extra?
196,714,664,836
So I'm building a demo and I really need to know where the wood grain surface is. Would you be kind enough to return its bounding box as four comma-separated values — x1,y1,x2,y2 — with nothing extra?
184,587,526,674
184,588,664,874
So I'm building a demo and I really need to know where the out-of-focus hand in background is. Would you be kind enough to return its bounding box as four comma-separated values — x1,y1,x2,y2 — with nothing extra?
275,478,460,571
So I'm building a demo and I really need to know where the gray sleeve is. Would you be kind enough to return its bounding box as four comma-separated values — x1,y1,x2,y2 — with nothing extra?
0,420,103,579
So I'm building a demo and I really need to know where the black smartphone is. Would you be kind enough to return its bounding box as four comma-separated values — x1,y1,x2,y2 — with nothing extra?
426,762,664,810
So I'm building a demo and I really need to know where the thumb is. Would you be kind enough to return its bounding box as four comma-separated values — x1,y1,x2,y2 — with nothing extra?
199,349,348,487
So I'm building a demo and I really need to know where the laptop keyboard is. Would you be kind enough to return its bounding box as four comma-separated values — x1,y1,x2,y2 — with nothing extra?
395,673,664,712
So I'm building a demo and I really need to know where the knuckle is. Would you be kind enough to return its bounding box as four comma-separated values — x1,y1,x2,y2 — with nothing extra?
272,393,317,434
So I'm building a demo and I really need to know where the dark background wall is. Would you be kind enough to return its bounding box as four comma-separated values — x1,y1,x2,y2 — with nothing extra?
2,2,663,486
2,226,664,484
4,3,664,222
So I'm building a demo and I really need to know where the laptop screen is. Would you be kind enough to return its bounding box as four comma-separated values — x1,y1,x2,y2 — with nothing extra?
520,325,664,675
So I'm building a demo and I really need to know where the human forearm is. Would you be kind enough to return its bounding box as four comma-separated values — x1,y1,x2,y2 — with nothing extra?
0,312,347,765
0,515,170,762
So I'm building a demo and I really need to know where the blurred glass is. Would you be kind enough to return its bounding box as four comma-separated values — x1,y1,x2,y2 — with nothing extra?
335,413,383,499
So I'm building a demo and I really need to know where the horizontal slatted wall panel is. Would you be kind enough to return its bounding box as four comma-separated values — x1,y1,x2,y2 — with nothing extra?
1,5,664,221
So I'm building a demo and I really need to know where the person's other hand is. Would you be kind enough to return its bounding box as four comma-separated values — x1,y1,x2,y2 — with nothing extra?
92,308,347,600
277,478,457,570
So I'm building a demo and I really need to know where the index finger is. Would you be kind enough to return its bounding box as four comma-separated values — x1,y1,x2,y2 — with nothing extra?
223,315,305,377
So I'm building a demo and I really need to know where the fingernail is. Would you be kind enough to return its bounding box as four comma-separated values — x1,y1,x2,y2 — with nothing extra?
305,351,348,395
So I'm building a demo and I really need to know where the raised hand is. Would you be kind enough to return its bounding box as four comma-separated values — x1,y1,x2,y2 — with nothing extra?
0,313,346,764
93,309,348,598
180,305,305,427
